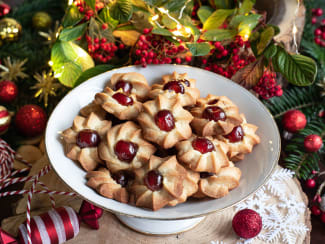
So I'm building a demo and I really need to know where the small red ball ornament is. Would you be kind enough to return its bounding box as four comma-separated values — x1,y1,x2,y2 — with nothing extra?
232,209,262,239
306,178,316,188
0,105,11,135
304,134,323,152
0,81,18,103
15,104,47,137
282,110,307,133
0,2,10,17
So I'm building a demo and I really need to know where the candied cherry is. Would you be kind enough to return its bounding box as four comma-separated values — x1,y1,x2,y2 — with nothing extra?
155,110,175,132
76,129,100,148
202,106,226,122
112,171,134,187
112,92,133,106
225,125,244,143
200,172,215,178
192,138,215,154
114,80,133,94
163,81,185,94
114,140,138,162
145,170,163,191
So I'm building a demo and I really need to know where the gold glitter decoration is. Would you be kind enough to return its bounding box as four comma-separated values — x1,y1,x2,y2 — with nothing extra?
38,21,60,47
0,57,28,81
31,70,61,107
0,18,22,42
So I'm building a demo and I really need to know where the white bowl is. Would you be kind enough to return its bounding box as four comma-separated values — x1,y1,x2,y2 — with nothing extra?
45,65,280,233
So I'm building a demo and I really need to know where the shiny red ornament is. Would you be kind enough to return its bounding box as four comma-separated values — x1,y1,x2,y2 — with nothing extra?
306,178,316,188
232,209,262,239
78,200,103,229
15,105,47,137
0,105,11,135
282,110,307,133
0,81,18,103
304,134,323,152
0,3,10,17
0,228,17,244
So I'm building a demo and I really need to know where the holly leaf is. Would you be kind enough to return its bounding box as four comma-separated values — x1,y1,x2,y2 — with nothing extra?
201,29,237,41
99,7,119,29
152,27,172,36
51,41,94,87
203,9,234,30
62,5,83,27
186,42,211,56
197,6,214,24
273,47,317,86
110,0,133,23
231,58,264,88
59,23,87,42
238,0,254,15
74,64,117,87
263,44,277,59
84,0,96,10
257,26,274,55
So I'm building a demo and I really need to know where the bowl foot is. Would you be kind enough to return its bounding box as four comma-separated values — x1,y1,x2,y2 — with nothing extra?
115,214,206,235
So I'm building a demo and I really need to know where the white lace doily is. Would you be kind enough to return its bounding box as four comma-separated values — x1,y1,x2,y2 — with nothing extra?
211,168,309,244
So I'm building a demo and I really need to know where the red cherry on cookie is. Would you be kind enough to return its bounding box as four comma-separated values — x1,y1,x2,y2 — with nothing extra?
112,171,134,187
225,125,244,143
163,81,185,94
112,93,133,106
155,110,175,132
202,106,227,122
114,140,138,162
115,80,133,94
76,129,101,148
192,137,215,154
200,172,215,178
145,170,163,191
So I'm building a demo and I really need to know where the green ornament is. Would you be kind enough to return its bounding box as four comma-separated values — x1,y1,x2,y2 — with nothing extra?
0,18,22,42
32,11,52,30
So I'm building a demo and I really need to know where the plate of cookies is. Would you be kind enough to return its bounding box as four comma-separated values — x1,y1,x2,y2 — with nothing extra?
45,64,280,224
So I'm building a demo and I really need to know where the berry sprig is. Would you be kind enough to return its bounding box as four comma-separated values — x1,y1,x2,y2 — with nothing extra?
311,8,325,47
86,35,125,63
74,0,104,20
253,69,283,99
133,29,191,67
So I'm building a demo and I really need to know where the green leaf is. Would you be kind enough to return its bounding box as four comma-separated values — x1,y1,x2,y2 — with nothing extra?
197,6,214,24
131,11,152,32
180,18,200,42
213,0,234,9
152,27,172,36
266,24,280,36
164,0,187,12
237,14,261,33
257,26,275,55
59,23,87,42
201,29,237,41
238,0,254,15
203,9,234,30
74,64,117,87
84,0,96,10
186,42,211,56
99,7,119,29
62,5,83,27
263,44,277,59
51,41,94,87
273,47,317,86
88,18,114,42
110,0,133,23
162,15,177,29
231,58,264,88
143,0,168,7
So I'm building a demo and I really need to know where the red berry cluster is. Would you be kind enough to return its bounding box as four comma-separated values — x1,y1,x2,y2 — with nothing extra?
253,69,283,99
311,8,325,47
133,29,191,67
86,35,125,63
311,205,325,223
203,36,256,79
74,0,104,20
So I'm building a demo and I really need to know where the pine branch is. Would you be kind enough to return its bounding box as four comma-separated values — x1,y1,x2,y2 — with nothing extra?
263,86,323,119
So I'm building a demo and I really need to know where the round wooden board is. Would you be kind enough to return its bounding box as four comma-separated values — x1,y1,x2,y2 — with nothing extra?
67,166,311,244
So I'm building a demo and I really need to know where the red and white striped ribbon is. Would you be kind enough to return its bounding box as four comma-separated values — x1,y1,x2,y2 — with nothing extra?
18,206,80,244
0,138,16,178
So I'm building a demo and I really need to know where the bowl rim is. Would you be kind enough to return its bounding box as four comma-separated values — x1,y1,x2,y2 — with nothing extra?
45,64,280,220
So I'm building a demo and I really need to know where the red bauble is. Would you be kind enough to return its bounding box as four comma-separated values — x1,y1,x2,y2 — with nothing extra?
0,105,11,135
282,110,307,133
0,3,10,17
232,209,262,239
304,134,323,152
0,81,18,103
15,105,47,137
306,178,316,188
